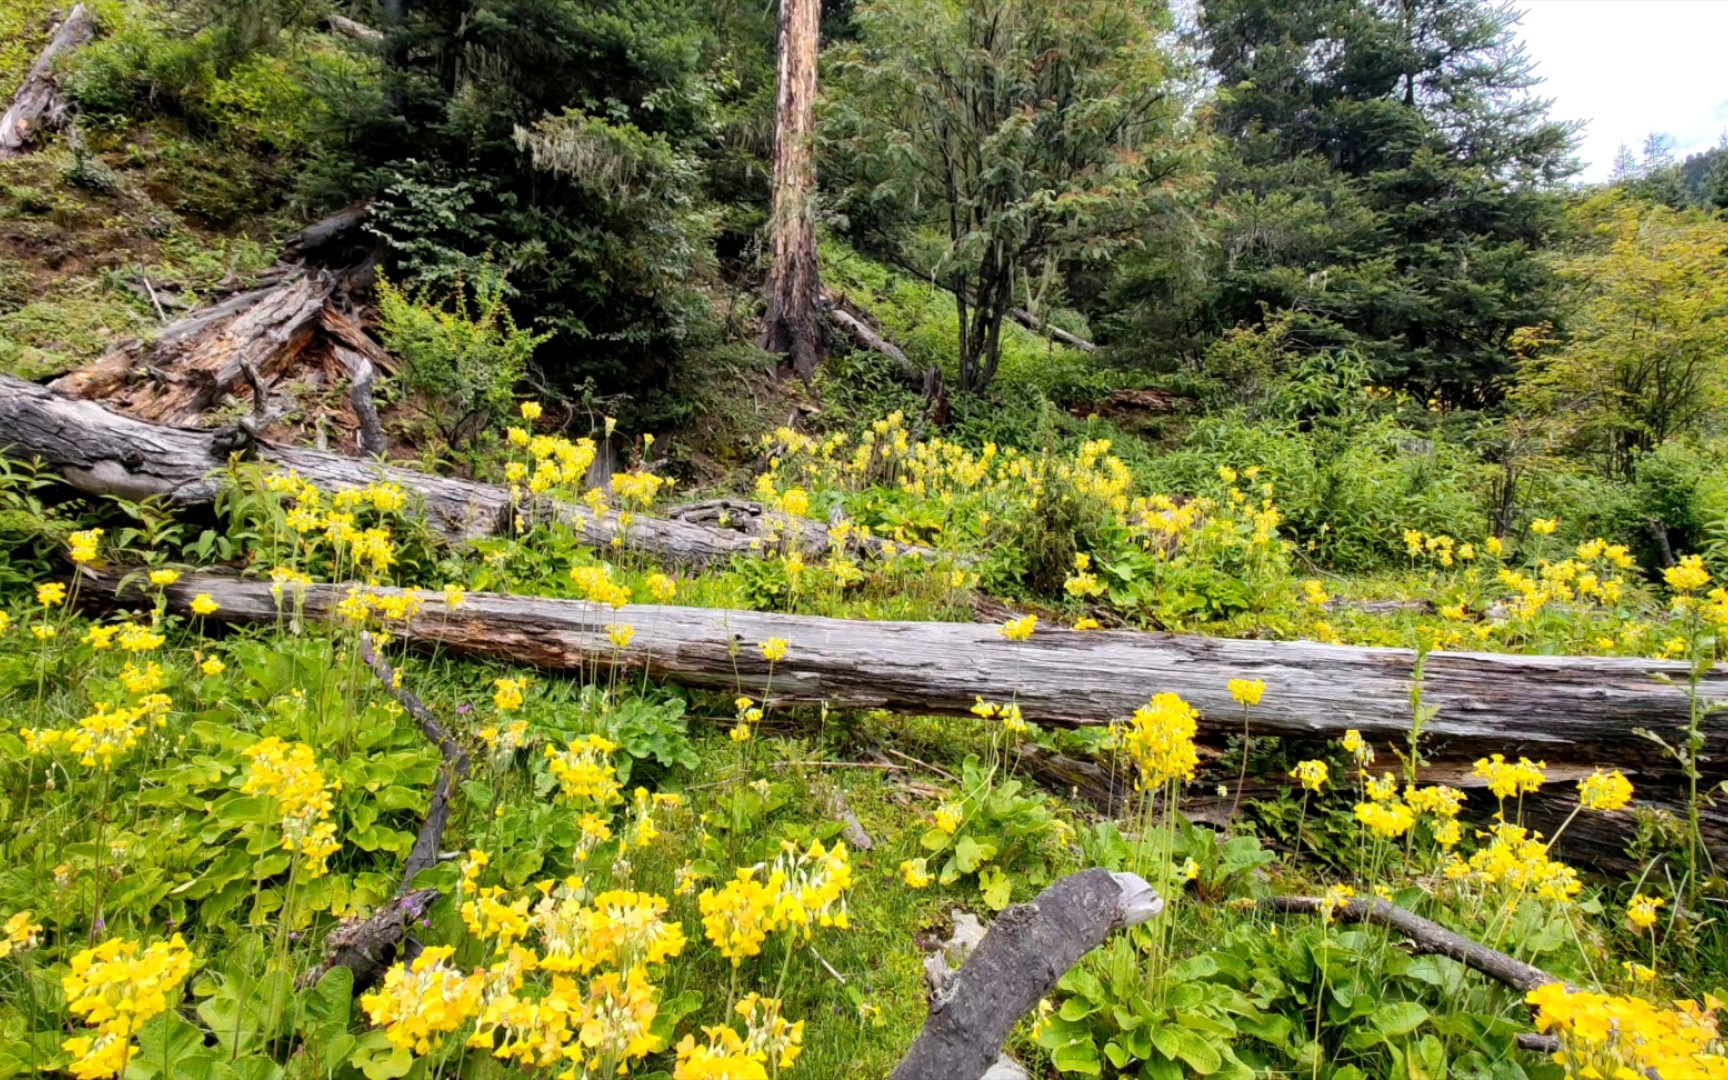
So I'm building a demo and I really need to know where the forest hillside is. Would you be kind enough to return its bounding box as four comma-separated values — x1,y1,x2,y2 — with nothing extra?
0,1,1726,1078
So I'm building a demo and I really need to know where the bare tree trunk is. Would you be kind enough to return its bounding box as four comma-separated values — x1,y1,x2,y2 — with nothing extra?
0,4,96,160
760,0,823,381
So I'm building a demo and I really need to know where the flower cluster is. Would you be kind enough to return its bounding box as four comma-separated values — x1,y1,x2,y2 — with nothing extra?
1527,983,1728,1079
698,840,853,966
1112,692,1200,789
241,737,341,877
61,935,195,1079
546,734,623,806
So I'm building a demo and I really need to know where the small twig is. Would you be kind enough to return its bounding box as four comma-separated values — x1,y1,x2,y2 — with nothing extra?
809,945,848,986
882,746,958,783
138,268,168,324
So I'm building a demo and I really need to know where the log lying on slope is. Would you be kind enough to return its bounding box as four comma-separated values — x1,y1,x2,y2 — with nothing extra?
0,4,96,160
0,374,884,563
82,570,1728,806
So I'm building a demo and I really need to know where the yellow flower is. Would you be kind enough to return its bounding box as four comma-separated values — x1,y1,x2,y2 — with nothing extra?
37,582,66,608
997,614,1038,641
1291,760,1328,793
1431,819,1461,849
1664,553,1711,593
758,637,789,662
520,401,543,421
607,623,635,649
1529,517,1557,536
1227,678,1265,707
242,737,340,877
1577,769,1633,812
1484,536,1504,557
1218,466,1238,484
61,934,195,1079
730,722,753,742
1472,753,1546,801
200,657,225,677
933,803,963,834
1319,883,1356,923
1112,692,1200,789
68,528,103,564
493,677,526,712
1626,893,1664,932
148,569,180,587
1354,800,1415,839
190,593,219,616
1302,579,1330,605
1180,857,1200,881
1341,729,1372,764
1403,784,1466,818
361,946,484,1055
0,910,42,959
899,858,933,888
1071,617,1100,631
646,573,677,603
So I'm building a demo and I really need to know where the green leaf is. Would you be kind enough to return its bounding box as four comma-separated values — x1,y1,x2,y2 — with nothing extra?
1371,1001,1431,1038
1050,1039,1102,1075
954,834,987,873
979,866,1013,910
1151,1023,1223,1074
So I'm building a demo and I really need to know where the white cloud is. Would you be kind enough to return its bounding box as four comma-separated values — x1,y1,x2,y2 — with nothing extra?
1514,0,1728,180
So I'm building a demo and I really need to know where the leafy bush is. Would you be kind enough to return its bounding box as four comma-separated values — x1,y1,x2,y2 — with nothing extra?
375,268,550,446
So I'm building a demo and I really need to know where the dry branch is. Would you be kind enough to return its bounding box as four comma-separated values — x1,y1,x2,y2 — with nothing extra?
74,569,1728,851
0,4,95,159
1010,307,1097,353
323,14,384,42
1265,896,1559,993
892,869,1161,1080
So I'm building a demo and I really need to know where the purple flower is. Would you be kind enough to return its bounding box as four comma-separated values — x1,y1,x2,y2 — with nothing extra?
93,918,105,931
457,704,473,715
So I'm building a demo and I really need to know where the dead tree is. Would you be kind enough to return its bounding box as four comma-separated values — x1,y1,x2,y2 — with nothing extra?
760,0,824,380
0,5,96,159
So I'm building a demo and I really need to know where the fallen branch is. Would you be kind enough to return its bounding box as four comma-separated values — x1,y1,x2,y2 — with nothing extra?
1264,896,1558,993
357,631,470,888
75,569,1728,819
0,374,914,564
1265,896,1572,1062
336,347,386,456
309,633,469,991
1010,308,1097,353
892,869,1161,1080
0,4,95,159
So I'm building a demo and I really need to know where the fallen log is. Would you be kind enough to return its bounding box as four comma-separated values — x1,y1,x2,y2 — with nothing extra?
78,570,1728,828
0,4,96,159
0,375,901,562
892,869,1161,1080
1009,307,1097,353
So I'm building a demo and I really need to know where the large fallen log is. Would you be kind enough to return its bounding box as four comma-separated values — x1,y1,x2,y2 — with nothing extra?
79,570,1728,834
0,4,96,160
0,375,890,563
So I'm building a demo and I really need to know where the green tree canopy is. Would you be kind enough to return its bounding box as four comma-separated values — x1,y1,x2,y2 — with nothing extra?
826,0,1196,393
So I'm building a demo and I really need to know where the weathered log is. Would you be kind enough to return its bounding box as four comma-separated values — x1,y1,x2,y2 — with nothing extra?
308,888,438,993
1009,307,1097,353
892,869,1161,1080
0,375,928,564
828,305,921,382
0,4,95,159
336,347,386,456
322,14,384,42
76,569,1728,813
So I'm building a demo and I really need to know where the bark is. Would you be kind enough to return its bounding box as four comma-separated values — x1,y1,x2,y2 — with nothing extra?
892,869,1161,1080
0,375,898,562
76,569,1728,814
307,888,439,993
0,4,95,160
761,0,823,380
336,347,387,456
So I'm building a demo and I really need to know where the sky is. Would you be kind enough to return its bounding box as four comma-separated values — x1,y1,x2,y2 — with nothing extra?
1514,0,1728,181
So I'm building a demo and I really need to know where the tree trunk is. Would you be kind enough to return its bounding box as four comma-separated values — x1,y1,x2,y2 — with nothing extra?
760,0,823,381
0,4,96,159
77,570,1728,827
0,375,896,563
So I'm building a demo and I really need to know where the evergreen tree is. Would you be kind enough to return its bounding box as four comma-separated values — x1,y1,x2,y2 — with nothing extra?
1112,0,1577,402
